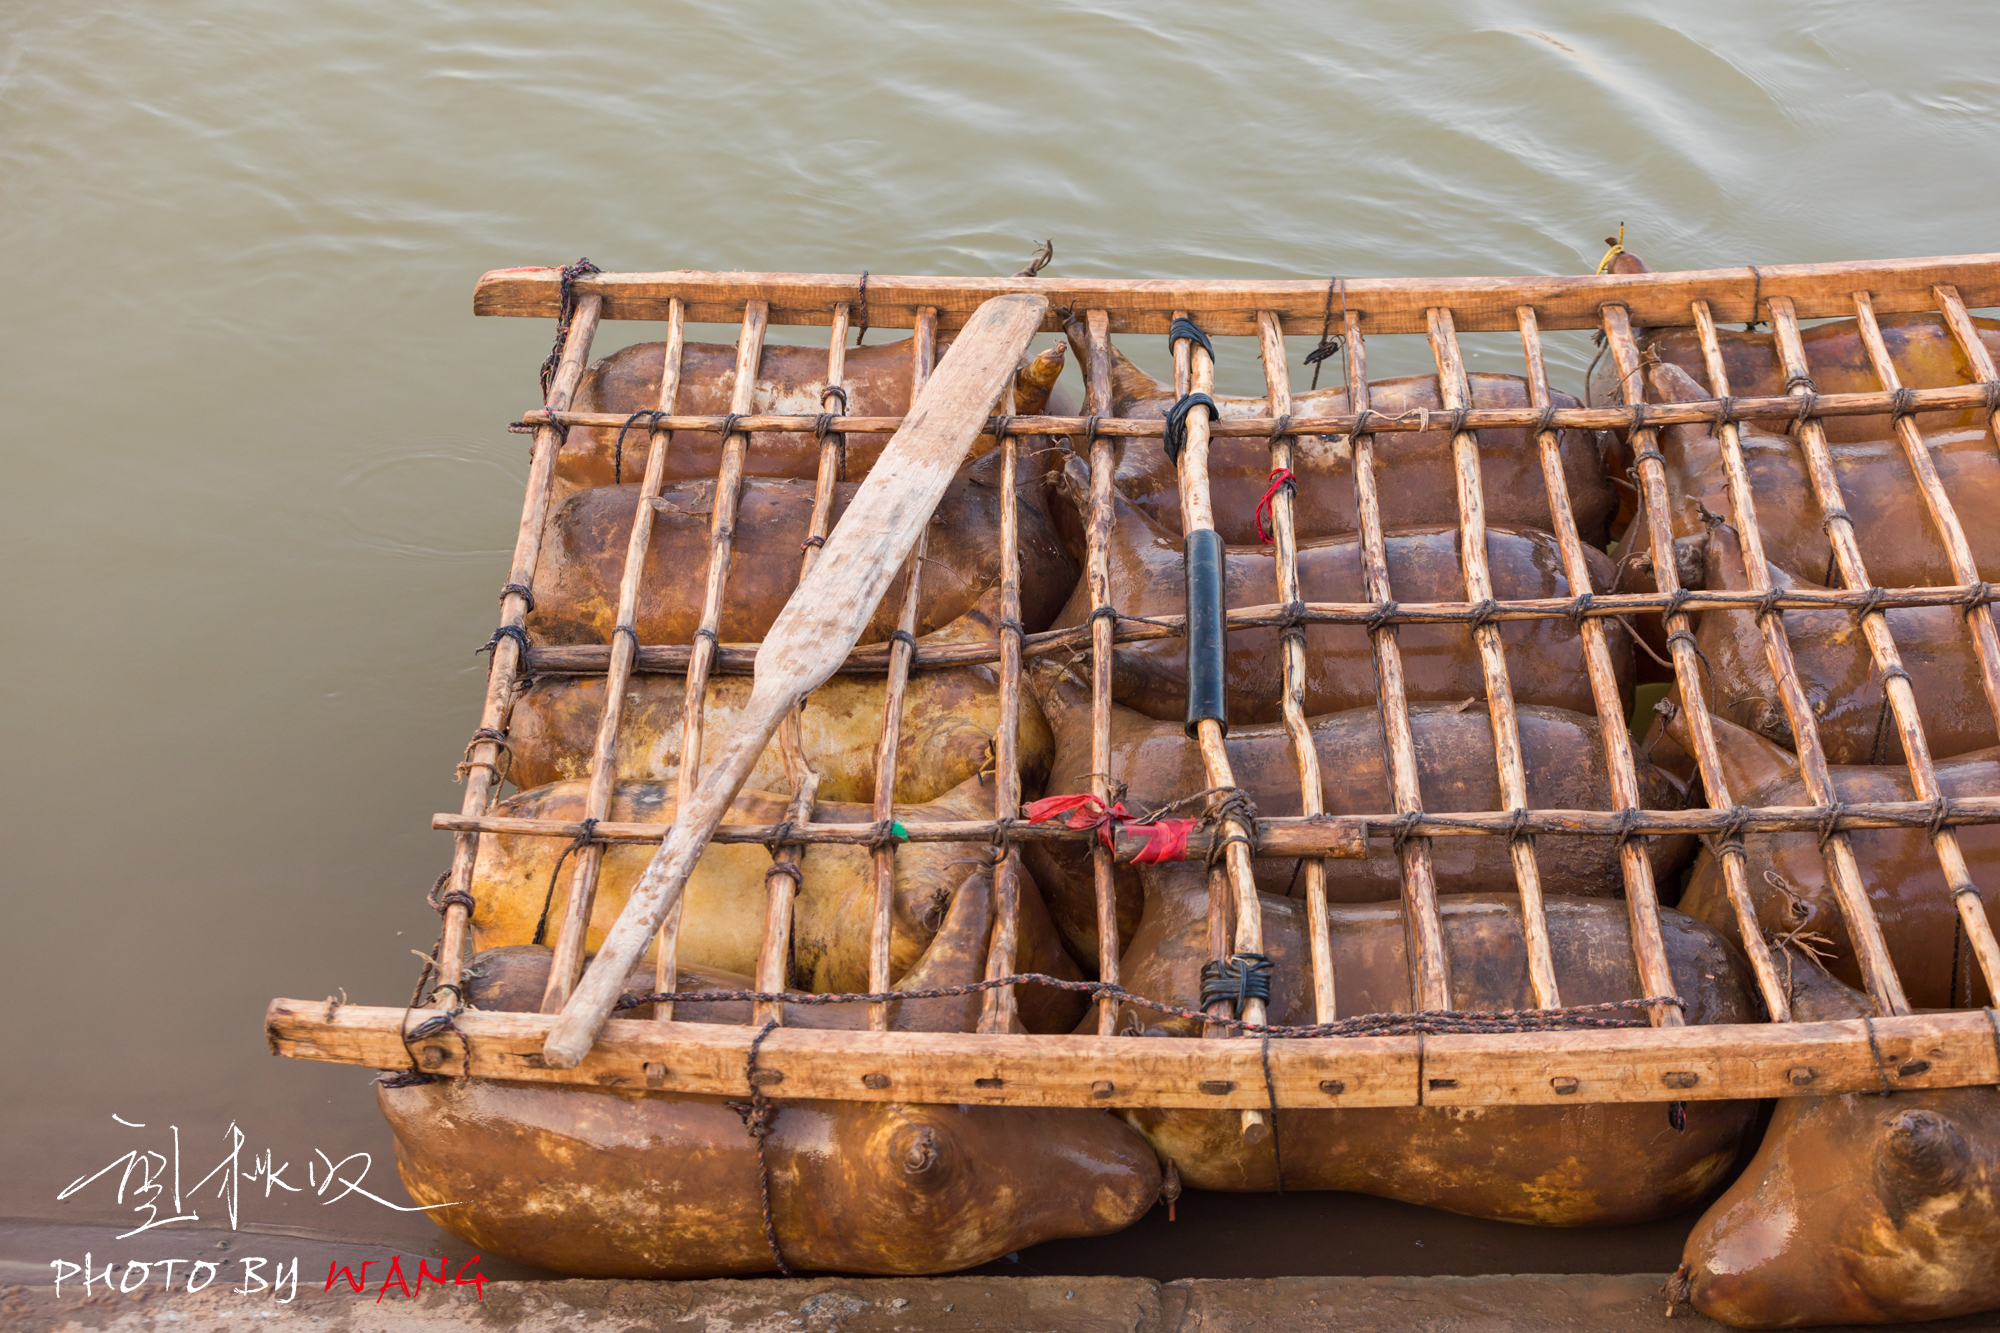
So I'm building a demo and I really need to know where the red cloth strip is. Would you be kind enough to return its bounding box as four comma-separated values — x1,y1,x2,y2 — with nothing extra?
1022,793,1197,861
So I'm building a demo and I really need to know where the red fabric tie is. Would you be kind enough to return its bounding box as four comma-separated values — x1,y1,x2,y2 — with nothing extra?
1254,467,1296,544
1021,793,1197,862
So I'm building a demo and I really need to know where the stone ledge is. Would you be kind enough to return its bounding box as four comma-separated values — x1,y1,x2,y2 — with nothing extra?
10,1272,2000,1332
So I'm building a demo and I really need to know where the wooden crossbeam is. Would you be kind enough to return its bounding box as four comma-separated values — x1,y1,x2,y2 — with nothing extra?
473,254,2000,334
268,1000,2000,1107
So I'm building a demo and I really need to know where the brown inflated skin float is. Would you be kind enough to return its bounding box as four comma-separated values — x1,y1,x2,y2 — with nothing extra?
1665,522,1997,770
1612,350,2000,596
1108,886,1757,1224
553,338,1069,505
527,447,1079,649
506,607,1054,804
380,1080,1160,1279
1067,328,1616,547
1024,659,1692,966
507,663,1049,805
1670,707,2000,1009
377,881,1155,1278
1044,454,1629,725
469,772,1086,1023
1680,952,2000,1327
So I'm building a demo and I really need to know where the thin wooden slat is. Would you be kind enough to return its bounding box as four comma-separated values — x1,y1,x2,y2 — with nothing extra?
434,293,601,996
1425,308,1561,1010
866,308,938,1031
977,404,1027,1035
1843,293,2000,998
1080,309,1123,1036
1344,311,1453,1011
271,1000,2000,1106
1607,303,1905,1017
521,580,2000,678
752,302,853,1026
1934,285,2000,446
525,382,2000,439
472,254,2000,335
1256,311,1335,1025
434,802,2000,848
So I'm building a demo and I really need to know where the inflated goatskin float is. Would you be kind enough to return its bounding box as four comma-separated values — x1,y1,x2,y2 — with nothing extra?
1042,455,1631,726
1670,707,2000,1010
505,604,1053,804
526,447,1078,649
469,772,1085,1022
379,875,1156,1277
1106,884,1758,1224
1024,658,1693,965
552,338,1068,503
1067,328,1616,546
1669,522,1994,770
1679,952,2000,1327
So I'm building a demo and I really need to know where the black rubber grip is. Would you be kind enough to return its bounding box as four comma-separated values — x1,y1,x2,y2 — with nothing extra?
1183,527,1228,737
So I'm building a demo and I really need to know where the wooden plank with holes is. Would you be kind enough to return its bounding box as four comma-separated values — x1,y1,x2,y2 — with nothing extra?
269,1002,2000,1106
472,255,2000,334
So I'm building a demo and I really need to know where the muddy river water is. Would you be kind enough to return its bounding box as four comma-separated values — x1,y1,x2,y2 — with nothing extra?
5,0,1999,1281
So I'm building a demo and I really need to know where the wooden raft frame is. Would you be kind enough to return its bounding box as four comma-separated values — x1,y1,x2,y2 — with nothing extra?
269,254,2000,1108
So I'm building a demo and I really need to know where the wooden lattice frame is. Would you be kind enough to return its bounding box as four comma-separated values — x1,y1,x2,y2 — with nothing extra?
267,255,2000,1111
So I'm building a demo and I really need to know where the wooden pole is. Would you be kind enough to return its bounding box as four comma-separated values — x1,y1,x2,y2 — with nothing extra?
752,302,851,1026
1078,310,1124,1035
978,397,1028,1035
867,308,937,1031
542,293,1047,1069
1606,302,1901,1018
1425,308,1561,1010
1345,311,1453,1012
1933,285,2000,448
1256,311,1335,1024
435,293,601,997
1169,311,1272,1141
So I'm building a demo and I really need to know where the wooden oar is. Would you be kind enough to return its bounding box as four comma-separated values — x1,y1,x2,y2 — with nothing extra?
542,291,1047,1068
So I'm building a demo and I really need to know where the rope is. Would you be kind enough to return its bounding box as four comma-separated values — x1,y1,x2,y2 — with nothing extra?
725,1021,794,1277
1253,467,1296,544
613,410,668,486
1593,224,1626,276
1260,1032,1285,1193
540,259,600,397
533,818,599,946
1163,393,1218,465
455,726,513,784
1864,1015,1896,1095
499,581,535,613
1304,277,1347,390
852,271,869,345
1167,316,1214,363
611,972,1684,1039
1200,953,1274,1019
477,624,532,673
